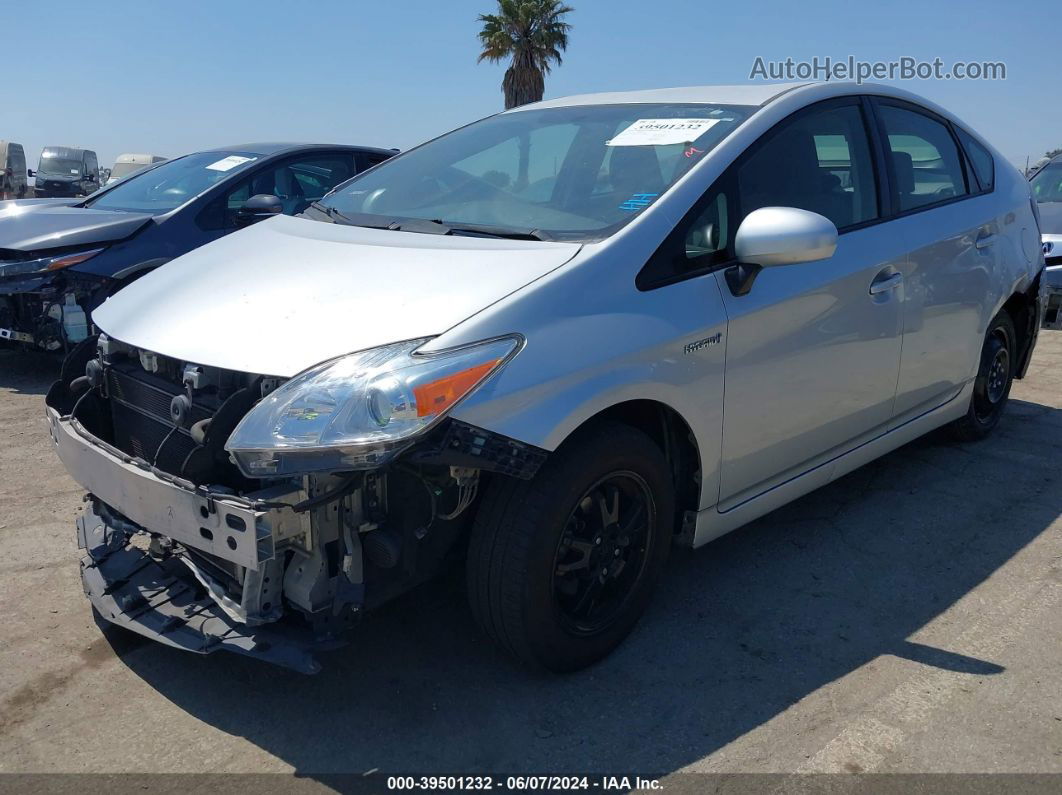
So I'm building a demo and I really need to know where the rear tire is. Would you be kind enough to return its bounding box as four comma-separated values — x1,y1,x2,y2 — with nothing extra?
467,421,674,672
947,310,1016,442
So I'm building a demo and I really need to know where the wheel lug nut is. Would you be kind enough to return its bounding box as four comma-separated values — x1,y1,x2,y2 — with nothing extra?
613,549,620,557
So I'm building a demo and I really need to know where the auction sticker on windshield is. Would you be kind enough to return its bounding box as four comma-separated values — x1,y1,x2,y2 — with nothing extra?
205,155,256,172
607,118,722,146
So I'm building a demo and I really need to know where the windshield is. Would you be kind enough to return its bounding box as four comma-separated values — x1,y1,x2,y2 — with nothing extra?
319,103,753,241
38,156,83,176
85,151,259,213
1031,162,1062,202
109,161,149,180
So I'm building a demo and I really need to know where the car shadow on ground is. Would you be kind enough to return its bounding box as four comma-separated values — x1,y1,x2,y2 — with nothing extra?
97,397,1062,775
0,349,59,396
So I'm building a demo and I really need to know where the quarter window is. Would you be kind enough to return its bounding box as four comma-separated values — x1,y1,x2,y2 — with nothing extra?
684,190,729,261
878,105,968,211
955,127,994,192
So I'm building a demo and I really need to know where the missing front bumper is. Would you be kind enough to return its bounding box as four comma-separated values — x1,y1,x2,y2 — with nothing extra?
78,499,337,674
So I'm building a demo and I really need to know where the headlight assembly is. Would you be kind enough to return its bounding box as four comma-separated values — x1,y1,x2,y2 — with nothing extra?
225,335,521,477
0,247,106,278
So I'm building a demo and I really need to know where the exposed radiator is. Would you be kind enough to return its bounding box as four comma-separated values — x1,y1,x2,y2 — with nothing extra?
105,367,212,476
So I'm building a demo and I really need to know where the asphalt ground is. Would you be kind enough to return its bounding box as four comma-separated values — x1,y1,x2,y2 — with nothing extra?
0,334,1059,786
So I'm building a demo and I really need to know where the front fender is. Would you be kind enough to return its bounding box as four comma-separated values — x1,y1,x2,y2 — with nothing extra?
451,299,727,511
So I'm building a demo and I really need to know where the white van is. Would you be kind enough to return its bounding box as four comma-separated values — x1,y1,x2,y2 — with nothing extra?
0,141,29,198
106,153,167,185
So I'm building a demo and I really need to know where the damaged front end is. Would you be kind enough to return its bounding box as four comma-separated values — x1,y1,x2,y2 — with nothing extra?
0,250,106,351
46,334,545,673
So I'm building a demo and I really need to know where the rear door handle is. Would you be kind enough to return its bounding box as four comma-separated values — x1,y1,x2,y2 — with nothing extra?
975,232,997,250
869,271,903,295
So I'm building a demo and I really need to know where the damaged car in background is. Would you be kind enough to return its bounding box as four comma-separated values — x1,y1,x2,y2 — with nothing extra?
1,143,394,352
46,82,1048,674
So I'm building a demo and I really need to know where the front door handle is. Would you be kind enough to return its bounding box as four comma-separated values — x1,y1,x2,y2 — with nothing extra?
975,232,997,250
869,271,903,295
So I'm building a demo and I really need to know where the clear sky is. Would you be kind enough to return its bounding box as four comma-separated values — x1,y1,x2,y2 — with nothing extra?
4,0,1058,173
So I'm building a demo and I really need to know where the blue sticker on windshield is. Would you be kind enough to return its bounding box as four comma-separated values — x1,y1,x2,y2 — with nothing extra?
619,193,658,211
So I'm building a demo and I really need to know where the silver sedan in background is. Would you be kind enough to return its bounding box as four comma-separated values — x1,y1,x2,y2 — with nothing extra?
1030,154,1062,328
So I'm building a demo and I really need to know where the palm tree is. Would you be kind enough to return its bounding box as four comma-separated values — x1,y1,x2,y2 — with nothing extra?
477,0,573,111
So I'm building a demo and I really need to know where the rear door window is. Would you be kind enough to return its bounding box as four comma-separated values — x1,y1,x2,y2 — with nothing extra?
357,151,394,172
288,156,355,202
877,105,969,212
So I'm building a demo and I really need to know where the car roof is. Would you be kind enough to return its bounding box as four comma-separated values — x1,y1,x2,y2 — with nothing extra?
204,142,396,158
510,83,810,111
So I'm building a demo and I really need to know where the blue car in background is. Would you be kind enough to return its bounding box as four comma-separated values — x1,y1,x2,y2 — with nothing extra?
0,142,395,352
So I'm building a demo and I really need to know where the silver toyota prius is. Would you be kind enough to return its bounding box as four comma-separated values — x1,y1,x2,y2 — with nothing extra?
45,82,1048,673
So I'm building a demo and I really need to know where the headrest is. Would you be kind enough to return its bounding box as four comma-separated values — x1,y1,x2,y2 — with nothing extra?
891,151,915,194
741,129,821,193
609,147,664,194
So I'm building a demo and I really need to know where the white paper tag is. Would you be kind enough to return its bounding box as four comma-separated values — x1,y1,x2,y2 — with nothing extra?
205,155,256,172
70,169,79,174
607,118,722,147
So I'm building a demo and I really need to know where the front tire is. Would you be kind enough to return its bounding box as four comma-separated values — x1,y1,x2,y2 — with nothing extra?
948,310,1016,442
467,421,674,671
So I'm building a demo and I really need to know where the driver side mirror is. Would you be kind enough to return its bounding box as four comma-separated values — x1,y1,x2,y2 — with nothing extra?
725,207,838,296
236,193,283,227
27,169,35,178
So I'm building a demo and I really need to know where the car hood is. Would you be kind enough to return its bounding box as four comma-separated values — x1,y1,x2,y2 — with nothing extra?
93,214,582,377
1037,201,1062,236
0,197,80,213
0,204,152,252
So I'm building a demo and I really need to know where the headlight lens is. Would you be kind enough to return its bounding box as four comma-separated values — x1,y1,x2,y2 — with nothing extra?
0,247,105,278
225,336,521,477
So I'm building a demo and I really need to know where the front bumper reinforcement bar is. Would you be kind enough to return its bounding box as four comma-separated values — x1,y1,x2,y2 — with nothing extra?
78,499,336,674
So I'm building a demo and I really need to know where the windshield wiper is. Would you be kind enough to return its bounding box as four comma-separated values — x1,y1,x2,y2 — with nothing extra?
307,202,391,228
307,207,547,240
447,223,547,241
390,218,547,241
307,201,348,222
